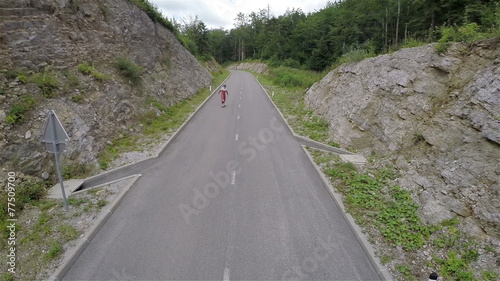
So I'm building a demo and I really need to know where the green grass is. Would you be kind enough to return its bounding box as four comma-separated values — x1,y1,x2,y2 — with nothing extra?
116,57,143,85
317,150,429,251
44,240,63,261
1,273,13,281
62,163,94,179
308,148,495,281
71,94,84,103
395,264,415,281
127,0,175,32
6,96,36,124
57,224,79,241
268,89,331,143
335,48,376,66
254,66,335,144
482,270,500,280
33,72,59,98
400,38,428,49
78,62,109,81
267,66,322,89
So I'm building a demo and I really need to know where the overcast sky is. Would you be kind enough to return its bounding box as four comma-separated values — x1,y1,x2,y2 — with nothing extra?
149,0,330,30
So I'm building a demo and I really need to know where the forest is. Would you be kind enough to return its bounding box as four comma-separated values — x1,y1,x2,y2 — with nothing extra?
175,0,500,71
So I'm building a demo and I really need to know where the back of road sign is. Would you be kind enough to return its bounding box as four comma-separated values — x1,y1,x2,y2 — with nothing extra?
41,110,69,144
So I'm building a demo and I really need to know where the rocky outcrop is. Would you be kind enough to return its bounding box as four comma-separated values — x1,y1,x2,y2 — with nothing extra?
229,62,268,74
0,0,212,176
306,39,500,238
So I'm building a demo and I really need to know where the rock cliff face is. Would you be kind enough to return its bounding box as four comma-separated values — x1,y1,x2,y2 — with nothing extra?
306,39,500,238
0,0,212,174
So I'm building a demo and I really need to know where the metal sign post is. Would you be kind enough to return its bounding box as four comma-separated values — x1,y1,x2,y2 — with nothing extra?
41,110,70,211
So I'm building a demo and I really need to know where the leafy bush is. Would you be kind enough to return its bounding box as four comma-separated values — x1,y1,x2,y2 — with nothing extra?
437,251,474,281
435,23,485,53
378,186,426,250
116,57,143,85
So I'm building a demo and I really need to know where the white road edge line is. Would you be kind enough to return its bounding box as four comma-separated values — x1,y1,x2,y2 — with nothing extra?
223,267,230,281
231,171,236,185
235,134,238,141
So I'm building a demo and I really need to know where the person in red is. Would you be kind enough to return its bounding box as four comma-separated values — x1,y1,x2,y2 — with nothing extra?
219,84,229,107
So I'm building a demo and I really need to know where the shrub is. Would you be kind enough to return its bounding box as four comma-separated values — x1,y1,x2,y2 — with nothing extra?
116,57,143,85
435,23,485,53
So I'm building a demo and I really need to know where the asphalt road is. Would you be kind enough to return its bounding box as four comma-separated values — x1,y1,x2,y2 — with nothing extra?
63,71,381,280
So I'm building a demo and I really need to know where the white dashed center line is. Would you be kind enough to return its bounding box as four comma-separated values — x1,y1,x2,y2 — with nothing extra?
231,171,236,185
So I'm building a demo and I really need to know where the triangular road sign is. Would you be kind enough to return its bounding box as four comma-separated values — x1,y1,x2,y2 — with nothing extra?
41,110,69,143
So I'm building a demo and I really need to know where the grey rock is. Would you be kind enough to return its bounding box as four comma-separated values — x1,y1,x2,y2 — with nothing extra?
421,199,455,225
306,38,500,238
482,121,500,144
0,110,6,123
